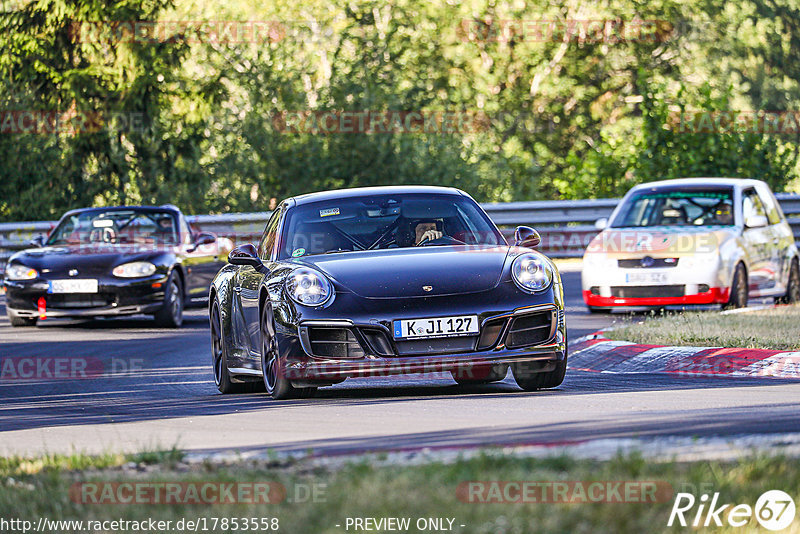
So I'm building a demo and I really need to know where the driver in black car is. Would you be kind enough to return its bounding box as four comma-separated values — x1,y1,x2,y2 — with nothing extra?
414,219,443,245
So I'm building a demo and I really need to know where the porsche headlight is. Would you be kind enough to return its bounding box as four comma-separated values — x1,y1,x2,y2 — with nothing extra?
112,261,156,278
286,268,332,306
5,263,39,280
511,253,553,293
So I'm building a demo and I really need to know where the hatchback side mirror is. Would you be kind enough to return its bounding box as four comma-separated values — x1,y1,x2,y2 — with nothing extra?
745,215,768,228
28,235,45,247
228,243,264,268
594,218,608,230
514,226,541,248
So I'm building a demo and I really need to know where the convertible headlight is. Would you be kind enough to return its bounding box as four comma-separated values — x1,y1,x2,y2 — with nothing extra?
511,253,553,293
112,261,156,278
5,263,39,280
286,268,332,306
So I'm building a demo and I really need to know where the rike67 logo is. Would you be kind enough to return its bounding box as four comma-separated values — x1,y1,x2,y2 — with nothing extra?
669,490,796,531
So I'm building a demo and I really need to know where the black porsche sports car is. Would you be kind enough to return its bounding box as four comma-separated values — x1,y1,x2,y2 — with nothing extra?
210,186,567,398
3,205,228,327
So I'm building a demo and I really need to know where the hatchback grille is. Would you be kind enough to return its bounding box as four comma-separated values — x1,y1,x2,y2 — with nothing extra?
505,310,554,349
610,285,685,298
618,258,679,268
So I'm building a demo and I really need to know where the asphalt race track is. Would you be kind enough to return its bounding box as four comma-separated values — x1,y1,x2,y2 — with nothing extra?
1,270,798,458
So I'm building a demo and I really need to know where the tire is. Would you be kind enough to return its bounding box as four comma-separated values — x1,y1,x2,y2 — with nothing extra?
451,364,508,385
777,259,800,304
7,308,37,327
724,263,748,309
210,300,262,394
154,272,184,328
260,304,315,400
512,356,567,391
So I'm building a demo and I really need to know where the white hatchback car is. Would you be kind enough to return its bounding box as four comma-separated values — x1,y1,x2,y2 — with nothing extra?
582,178,799,311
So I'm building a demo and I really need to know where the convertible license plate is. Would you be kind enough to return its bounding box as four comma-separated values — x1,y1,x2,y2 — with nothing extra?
625,272,669,284
48,279,99,294
393,315,479,339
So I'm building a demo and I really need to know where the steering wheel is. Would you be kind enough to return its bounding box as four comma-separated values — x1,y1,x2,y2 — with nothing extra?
417,235,464,246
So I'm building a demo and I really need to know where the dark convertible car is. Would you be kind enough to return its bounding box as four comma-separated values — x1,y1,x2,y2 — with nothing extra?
4,205,228,327
210,186,567,398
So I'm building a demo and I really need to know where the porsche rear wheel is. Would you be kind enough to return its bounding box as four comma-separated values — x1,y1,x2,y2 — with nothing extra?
154,272,184,327
211,301,261,394
778,259,799,304
261,304,315,400
512,357,567,391
724,263,748,309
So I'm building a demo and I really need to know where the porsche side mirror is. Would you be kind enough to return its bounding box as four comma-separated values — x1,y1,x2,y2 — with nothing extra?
594,218,608,230
514,226,541,248
228,243,264,268
745,215,768,229
28,235,45,247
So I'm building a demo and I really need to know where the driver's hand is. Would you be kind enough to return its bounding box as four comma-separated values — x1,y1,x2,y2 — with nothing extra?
417,229,443,244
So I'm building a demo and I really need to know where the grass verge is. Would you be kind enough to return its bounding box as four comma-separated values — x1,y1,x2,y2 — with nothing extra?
0,450,798,533
605,304,800,351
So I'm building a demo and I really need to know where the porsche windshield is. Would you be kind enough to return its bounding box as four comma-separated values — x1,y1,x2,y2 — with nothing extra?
46,209,179,246
611,188,736,228
280,194,503,259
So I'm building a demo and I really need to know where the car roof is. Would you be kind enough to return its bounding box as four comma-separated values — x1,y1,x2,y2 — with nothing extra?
629,177,766,192
60,205,183,218
287,185,463,206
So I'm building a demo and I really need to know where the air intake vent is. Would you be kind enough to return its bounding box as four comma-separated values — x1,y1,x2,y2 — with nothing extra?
505,310,554,349
305,327,365,359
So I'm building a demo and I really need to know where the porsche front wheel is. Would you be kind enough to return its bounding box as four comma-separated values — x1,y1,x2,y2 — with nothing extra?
260,304,315,400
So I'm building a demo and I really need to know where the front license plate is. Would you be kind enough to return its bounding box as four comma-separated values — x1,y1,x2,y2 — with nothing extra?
48,279,99,294
393,315,479,339
625,272,668,284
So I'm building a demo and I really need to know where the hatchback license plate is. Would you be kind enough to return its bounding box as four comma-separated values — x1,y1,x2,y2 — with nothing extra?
393,315,479,339
48,279,99,294
625,272,668,284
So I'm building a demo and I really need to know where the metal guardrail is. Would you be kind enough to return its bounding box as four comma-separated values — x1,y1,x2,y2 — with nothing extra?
1,195,799,274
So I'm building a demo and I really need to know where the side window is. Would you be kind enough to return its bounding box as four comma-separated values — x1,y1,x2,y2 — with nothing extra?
756,187,782,225
742,189,767,223
258,209,282,260
179,216,193,245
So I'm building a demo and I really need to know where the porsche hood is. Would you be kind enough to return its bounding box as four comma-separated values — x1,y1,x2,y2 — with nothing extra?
295,246,511,298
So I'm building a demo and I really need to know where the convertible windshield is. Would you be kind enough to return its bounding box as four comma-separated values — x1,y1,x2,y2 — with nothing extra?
47,209,179,246
611,188,735,228
279,193,503,259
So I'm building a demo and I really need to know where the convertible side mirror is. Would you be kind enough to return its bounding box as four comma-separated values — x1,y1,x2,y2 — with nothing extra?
187,232,216,252
28,235,45,247
228,243,264,268
744,215,768,229
514,226,541,248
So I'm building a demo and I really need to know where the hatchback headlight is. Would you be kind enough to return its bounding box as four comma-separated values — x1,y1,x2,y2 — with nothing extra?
112,261,156,278
5,263,39,280
286,268,332,306
511,253,553,293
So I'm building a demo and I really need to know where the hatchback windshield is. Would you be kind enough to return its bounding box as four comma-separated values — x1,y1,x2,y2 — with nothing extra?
611,188,735,228
47,209,179,246
279,194,503,259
